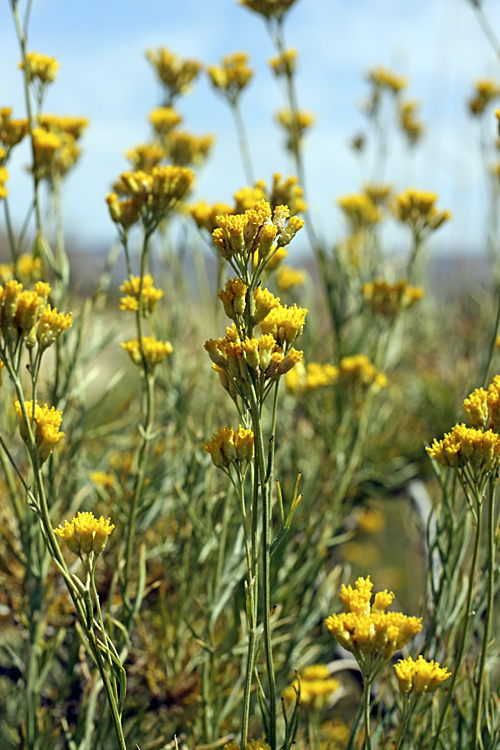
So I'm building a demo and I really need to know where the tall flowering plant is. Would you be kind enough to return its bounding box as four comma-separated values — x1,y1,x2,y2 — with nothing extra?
204,199,305,749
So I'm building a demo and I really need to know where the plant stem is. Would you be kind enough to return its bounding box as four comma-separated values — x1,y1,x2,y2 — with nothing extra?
362,676,372,750
231,101,254,185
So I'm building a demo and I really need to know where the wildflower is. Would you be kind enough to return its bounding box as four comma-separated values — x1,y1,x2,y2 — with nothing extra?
38,114,89,140
367,66,407,94
188,200,234,234
167,130,214,167
121,337,173,366
399,100,424,145
234,181,267,213
239,0,299,21
282,665,340,709
394,656,451,695
469,78,500,116
37,305,72,350
393,188,450,236
259,303,307,346
364,183,392,206
426,423,500,474
32,128,62,176
207,52,253,103
146,47,201,100
20,52,59,84
362,279,424,316
487,376,500,429
325,576,422,663
119,274,164,314
0,108,29,147
463,387,489,430
218,277,248,320
253,287,281,324
90,471,115,490
276,109,315,151
106,193,140,229
0,166,8,199
339,354,383,389
149,106,182,135
269,49,297,78
0,280,49,345
277,265,306,292
116,165,194,225
286,361,339,394
265,246,287,271
126,143,166,171
15,401,64,464
338,193,381,232
204,426,254,469
270,173,306,215
54,511,114,556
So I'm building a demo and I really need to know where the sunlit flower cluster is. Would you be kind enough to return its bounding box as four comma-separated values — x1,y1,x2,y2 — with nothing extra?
207,52,253,103
0,280,70,351
0,107,29,150
426,423,500,473
146,47,201,101
276,265,306,292
15,400,64,464
325,576,422,662
167,130,214,167
54,512,114,557
126,143,166,172
469,78,500,116
121,337,173,367
362,279,424,316
337,193,381,233
20,52,59,84
338,354,387,390
363,183,392,206
282,664,340,709
285,361,339,394
149,106,182,136
276,109,315,151
269,48,297,78
204,425,255,469
367,66,407,94
119,274,164,314
188,200,234,234
111,165,194,227
394,655,451,695
393,188,451,236
399,100,424,145
0,254,42,285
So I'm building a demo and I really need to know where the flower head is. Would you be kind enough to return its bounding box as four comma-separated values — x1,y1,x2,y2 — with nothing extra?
394,656,451,695
119,274,163,314
149,106,182,135
54,512,115,556
269,49,297,78
338,193,381,233
37,305,72,350
469,78,500,116
367,66,407,94
20,52,59,84
121,337,173,367
0,108,29,148
282,665,340,710
393,188,450,235
146,47,201,100
362,279,423,316
208,52,253,103
15,401,64,464
259,303,307,347
204,426,254,469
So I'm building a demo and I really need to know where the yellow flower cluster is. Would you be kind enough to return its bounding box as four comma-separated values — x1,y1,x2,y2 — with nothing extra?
167,130,213,167
112,165,194,225
121,337,173,367
276,109,315,149
469,78,500,116
269,49,297,78
364,183,392,206
367,66,407,94
106,193,140,229
146,47,201,100
34,114,89,179
20,52,59,84
426,423,500,472
32,128,62,177
54,511,114,556
362,279,424,316
282,664,340,710
337,193,381,232
207,52,253,102
119,274,164,314
0,165,8,200
212,200,304,265
15,401,64,464
188,200,234,234
0,107,29,148
240,0,299,20
338,354,387,390
89,471,115,490
393,188,451,235
234,181,267,213
325,576,422,661
285,361,339,394
394,655,451,695
204,426,255,469
259,303,307,346
0,254,42,284
233,175,306,217
39,114,89,140
126,143,166,172
0,280,70,351
149,106,182,135
399,100,424,145
217,277,249,320
277,265,306,292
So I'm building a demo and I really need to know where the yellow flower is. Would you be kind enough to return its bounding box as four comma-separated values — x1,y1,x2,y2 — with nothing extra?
149,106,182,135
282,665,340,709
89,471,115,490
223,741,271,750
276,109,315,150
253,287,281,324
208,52,253,102
277,265,306,292
367,66,407,94
234,181,267,213
463,387,489,430
364,183,392,206
146,47,201,99
20,52,59,84
426,423,500,473
0,108,29,147
116,165,194,224
0,279,49,345
394,655,451,695
259,303,307,346
32,128,62,176
37,305,72,350
16,254,43,283
126,142,166,171
119,274,163,314
399,100,424,145
270,173,307,215
15,400,64,464
469,78,500,116
325,576,422,662
106,193,140,228
269,49,297,78
393,188,451,235
218,277,248,320
121,337,173,366
0,166,8,200
54,512,115,556
188,200,234,234
338,354,384,390
362,279,424,316
204,426,254,468
337,193,381,232
167,130,214,167
38,114,89,140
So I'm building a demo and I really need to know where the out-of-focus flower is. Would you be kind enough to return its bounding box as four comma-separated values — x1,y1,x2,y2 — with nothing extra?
149,106,182,136
367,66,407,94
20,52,59,84
240,0,299,20
362,279,424,316
276,109,315,151
469,79,500,116
337,193,381,233
126,143,166,172
399,100,424,145
188,200,234,234
282,664,341,710
277,265,306,292
166,131,214,167
146,47,201,101
119,274,163,315
0,166,8,199
121,336,173,367
393,188,450,236
0,108,29,148
207,52,253,103
269,49,297,78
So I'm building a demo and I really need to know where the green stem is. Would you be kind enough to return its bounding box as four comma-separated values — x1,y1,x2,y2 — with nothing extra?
362,676,372,750
472,477,497,749
429,486,483,750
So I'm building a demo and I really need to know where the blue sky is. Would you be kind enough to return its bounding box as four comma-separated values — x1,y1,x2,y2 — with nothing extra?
2,0,500,257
